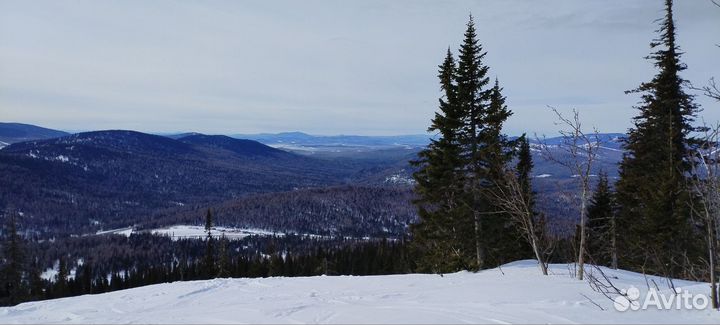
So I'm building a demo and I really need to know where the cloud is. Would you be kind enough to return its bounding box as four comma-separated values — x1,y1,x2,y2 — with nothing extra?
0,0,717,135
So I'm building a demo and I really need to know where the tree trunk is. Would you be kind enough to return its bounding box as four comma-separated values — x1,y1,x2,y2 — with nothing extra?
611,212,618,270
529,225,548,275
474,213,484,269
708,216,718,309
578,187,587,281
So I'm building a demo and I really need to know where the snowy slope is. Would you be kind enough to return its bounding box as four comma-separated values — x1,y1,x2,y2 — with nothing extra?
0,261,717,324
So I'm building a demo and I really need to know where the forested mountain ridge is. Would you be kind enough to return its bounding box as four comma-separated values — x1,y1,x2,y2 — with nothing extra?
0,130,376,236
0,126,627,238
0,122,68,146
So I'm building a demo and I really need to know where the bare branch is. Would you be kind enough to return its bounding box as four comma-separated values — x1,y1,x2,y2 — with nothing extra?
540,107,600,281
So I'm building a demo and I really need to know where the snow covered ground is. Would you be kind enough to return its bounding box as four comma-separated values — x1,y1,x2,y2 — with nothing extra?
96,227,134,237
1,261,717,324
150,225,282,240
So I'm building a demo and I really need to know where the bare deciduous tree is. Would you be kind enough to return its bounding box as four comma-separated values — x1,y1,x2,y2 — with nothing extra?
489,169,553,275
687,122,720,309
540,107,600,281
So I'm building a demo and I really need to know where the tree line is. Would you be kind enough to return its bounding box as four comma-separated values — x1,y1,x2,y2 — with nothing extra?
0,209,414,306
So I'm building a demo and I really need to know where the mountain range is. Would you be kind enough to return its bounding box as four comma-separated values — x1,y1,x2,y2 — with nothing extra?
0,122,626,238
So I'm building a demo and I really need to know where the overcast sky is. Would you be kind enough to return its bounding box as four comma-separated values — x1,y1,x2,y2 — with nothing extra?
0,0,717,136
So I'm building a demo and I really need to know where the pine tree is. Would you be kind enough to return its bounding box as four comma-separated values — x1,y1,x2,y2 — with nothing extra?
203,209,215,278
615,0,704,276
516,135,534,209
2,212,25,305
453,17,516,269
586,172,617,268
55,256,68,296
28,258,44,299
411,49,470,273
80,261,93,294
217,234,231,278
509,134,548,274
481,79,522,265
412,16,515,272
455,15,494,269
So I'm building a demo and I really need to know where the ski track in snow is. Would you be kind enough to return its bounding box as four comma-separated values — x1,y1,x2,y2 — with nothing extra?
0,261,717,324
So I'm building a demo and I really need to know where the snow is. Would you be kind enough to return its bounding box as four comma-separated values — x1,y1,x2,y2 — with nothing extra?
96,227,134,237
535,173,552,178
40,268,58,282
151,225,283,241
0,261,716,324
0,141,8,149
384,173,416,185
55,155,69,162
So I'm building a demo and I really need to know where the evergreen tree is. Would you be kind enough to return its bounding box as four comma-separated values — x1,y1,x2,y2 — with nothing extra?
516,135,534,209
80,261,93,294
586,173,617,268
411,49,470,273
412,16,516,272
455,15,494,269
28,258,44,299
2,212,25,305
55,256,68,295
615,0,704,276
481,79,522,265
217,234,231,278
203,209,215,278
454,17,516,269
515,134,541,258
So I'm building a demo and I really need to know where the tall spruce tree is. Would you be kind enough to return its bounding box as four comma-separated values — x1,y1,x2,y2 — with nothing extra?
456,15,493,269
455,17,516,269
481,79,524,264
615,0,704,276
411,49,470,273
203,209,215,278
412,16,516,272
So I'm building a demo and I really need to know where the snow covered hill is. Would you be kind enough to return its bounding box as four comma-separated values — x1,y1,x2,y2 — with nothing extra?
0,261,716,324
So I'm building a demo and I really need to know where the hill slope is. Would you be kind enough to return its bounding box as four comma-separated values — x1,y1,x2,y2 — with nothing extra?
0,131,356,236
154,185,416,237
0,122,68,145
0,261,713,324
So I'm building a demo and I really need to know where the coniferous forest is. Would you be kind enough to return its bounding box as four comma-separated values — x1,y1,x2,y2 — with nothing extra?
1,0,719,320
